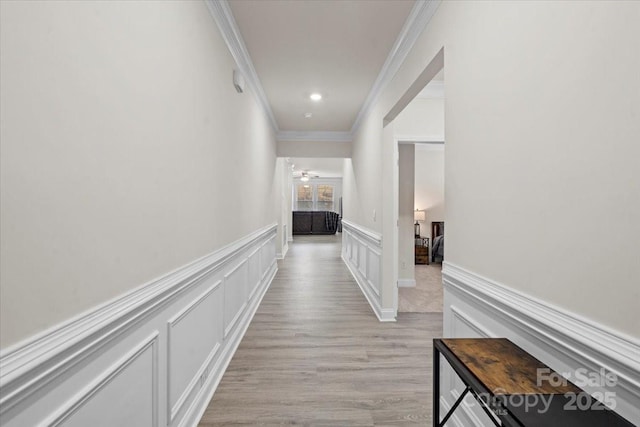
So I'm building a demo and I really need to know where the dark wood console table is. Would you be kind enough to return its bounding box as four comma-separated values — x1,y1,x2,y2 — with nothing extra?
433,338,634,427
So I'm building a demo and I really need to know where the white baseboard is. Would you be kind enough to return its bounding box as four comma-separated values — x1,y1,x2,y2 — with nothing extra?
397,278,416,288
276,242,288,260
182,261,277,427
341,220,396,322
0,224,278,427
441,262,640,425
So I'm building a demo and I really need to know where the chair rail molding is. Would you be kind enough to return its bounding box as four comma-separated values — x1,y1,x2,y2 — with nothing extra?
441,262,640,425
0,224,278,427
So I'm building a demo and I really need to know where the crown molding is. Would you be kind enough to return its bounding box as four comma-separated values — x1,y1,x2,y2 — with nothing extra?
350,0,442,135
276,130,352,143
204,0,279,131
206,0,441,140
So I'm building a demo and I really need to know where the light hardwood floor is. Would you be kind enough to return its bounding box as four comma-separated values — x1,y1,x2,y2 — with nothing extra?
198,234,443,426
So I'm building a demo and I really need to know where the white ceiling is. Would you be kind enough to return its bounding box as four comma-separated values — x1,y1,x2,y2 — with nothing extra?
228,0,415,132
290,157,344,178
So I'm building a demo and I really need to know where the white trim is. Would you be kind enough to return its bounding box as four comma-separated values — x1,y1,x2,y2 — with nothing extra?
350,0,442,134
180,260,277,427
222,260,249,339
342,254,395,323
397,279,416,288
42,332,159,427
276,130,352,143
0,223,277,419
341,219,382,246
166,282,222,423
276,242,288,260
246,247,262,301
396,135,445,144
449,305,493,338
205,0,441,138
204,0,279,131
260,238,275,281
380,309,397,322
341,222,395,322
342,254,382,320
443,262,640,386
443,261,640,423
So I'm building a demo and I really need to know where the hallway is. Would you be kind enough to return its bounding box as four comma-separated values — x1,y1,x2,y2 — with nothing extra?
198,235,443,426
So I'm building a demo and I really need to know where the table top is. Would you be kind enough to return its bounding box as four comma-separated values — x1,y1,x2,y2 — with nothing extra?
436,338,635,427
441,338,580,395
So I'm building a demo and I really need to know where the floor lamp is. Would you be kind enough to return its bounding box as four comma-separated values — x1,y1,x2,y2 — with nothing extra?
414,210,425,238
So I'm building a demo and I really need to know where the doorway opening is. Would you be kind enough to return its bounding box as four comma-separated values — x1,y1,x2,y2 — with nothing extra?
398,141,444,313
288,158,344,243
381,47,445,317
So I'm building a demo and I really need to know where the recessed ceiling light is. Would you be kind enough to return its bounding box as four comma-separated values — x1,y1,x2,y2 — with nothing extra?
310,93,322,101
304,112,312,118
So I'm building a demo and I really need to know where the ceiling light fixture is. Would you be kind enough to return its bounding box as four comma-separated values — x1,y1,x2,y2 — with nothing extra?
304,112,312,118
310,93,322,101
300,172,310,182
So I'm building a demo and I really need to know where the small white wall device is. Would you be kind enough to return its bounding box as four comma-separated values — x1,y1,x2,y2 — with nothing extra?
233,69,245,93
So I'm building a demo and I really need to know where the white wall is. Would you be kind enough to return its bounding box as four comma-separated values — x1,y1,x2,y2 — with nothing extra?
277,140,351,158
344,1,640,422
398,145,415,283
286,162,294,243
415,145,445,238
274,158,291,259
394,98,444,141
346,0,640,341
393,96,445,245
0,1,277,349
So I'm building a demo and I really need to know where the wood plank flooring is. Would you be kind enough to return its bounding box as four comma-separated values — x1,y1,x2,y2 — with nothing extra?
198,234,443,426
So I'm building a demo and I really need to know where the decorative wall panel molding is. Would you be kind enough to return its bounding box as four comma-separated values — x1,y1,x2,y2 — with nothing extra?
166,282,222,423
44,332,159,427
0,224,278,427
440,262,640,426
341,220,394,322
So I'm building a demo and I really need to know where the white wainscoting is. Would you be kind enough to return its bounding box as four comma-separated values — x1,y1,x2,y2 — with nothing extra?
0,224,278,427
276,224,288,260
440,262,640,426
341,220,394,321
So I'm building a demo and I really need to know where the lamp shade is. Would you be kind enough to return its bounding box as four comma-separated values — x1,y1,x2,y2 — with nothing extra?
414,210,425,222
